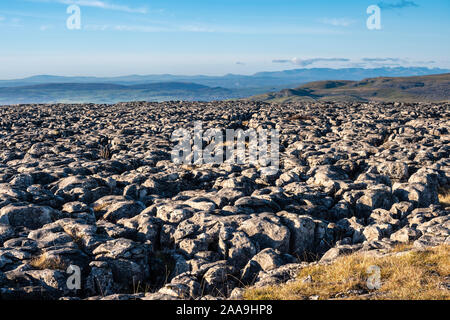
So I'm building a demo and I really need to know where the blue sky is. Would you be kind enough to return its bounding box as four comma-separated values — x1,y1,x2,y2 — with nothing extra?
0,0,449,78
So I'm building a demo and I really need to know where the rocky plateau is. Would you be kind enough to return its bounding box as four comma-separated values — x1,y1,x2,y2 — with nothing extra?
0,100,448,300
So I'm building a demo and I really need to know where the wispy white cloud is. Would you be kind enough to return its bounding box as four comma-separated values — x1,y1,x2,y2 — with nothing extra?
179,25,216,33
84,23,217,33
30,0,148,14
83,23,343,35
362,57,404,63
273,57,439,69
273,57,350,67
358,57,438,68
0,15,24,26
40,25,53,31
111,25,171,32
319,18,356,27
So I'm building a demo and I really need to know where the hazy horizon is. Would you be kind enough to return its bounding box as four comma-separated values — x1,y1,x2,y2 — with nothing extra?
1,66,449,82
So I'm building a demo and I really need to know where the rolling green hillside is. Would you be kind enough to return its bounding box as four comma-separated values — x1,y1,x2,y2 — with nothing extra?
246,73,450,103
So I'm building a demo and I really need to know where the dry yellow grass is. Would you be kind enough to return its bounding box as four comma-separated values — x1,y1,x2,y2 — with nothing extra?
438,187,450,208
93,202,109,213
244,244,450,300
391,242,414,253
30,254,67,270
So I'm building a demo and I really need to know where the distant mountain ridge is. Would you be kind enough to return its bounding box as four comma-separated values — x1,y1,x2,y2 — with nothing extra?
1,67,448,89
10,82,214,90
0,67,449,104
0,82,234,105
246,73,450,103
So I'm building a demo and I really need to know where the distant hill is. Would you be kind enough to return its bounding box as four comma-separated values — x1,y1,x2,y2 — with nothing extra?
0,82,236,105
246,73,450,103
1,68,449,104
0,67,448,89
